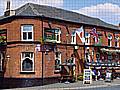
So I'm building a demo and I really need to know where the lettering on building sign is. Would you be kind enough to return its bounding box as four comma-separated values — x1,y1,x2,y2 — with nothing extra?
35,44,56,52
0,29,7,46
40,44,56,52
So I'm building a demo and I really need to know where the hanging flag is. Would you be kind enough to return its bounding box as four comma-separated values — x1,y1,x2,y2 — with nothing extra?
75,26,85,43
90,28,98,43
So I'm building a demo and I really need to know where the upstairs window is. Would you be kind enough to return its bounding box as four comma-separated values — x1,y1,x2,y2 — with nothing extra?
21,52,34,72
21,25,33,41
55,51,61,71
85,32,90,45
108,34,112,47
0,52,3,71
44,28,61,43
71,31,76,44
115,36,119,47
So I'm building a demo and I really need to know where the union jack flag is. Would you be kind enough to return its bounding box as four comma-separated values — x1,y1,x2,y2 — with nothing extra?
90,28,98,43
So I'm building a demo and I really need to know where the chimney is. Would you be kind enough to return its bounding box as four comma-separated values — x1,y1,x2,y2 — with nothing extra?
6,0,10,11
4,0,15,16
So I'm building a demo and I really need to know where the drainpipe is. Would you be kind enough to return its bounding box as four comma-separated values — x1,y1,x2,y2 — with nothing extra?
83,26,86,71
41,15,44,86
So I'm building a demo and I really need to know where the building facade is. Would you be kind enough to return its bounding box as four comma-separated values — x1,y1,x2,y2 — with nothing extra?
0,2,120,88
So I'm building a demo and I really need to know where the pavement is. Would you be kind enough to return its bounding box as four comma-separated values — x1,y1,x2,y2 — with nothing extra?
4,79,120,90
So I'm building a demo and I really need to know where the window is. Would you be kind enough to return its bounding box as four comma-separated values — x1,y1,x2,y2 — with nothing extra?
115,36,119,47
85,49,90,62
21,25,33,41
108,34,112,47
55,52,61,71
108,53,112,62
21,52,34,72
71,31,76,44
96,53,100,62
68,57,75,64
44,28,61,43
0,52,3,71
85,32,90,45
115,54,119,60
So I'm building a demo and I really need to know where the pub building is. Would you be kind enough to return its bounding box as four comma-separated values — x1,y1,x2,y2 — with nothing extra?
0,0,120,88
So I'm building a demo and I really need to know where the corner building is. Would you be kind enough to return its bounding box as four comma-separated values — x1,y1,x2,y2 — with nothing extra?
0,2,120,88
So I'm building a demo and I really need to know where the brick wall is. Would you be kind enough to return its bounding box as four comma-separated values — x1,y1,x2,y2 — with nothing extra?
0,17,120,79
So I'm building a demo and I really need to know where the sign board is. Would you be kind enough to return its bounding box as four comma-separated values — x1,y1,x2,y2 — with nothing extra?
35,44,56,52
0,29,7,46
83,69,92,84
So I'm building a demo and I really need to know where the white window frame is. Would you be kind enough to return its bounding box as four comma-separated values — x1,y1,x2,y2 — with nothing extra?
71,31,76,44
85,32,90,45
21,52,34,72
21,25,34,41
44,28,61,43
108,35,112,47
115,36,119,47
54,51,61,71
0,52,3,71
55,29,61,43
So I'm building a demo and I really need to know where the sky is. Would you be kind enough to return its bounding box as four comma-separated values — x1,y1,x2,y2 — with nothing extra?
0,0,120,25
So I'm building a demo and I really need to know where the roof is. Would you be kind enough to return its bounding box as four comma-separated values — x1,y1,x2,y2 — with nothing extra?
0,3,120,30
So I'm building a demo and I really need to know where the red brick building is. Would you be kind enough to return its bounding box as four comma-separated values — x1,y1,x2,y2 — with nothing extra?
0,2,120,88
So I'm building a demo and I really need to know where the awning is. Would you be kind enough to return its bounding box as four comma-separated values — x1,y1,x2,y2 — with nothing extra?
60,63,76,66
101,48,120,53
86,62,119,67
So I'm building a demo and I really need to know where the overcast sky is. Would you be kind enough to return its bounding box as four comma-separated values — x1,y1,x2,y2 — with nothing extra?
0,0,120,25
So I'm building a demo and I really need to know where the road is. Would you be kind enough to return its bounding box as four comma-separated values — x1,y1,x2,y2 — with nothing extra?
4,79,120,90
82,85,120,90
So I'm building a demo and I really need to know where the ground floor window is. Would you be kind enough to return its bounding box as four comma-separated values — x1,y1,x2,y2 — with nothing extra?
96,52,100,62
115,54,119,60
55,52,61,71
108,53,112,62
21,52,34,72
68,57,75,64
